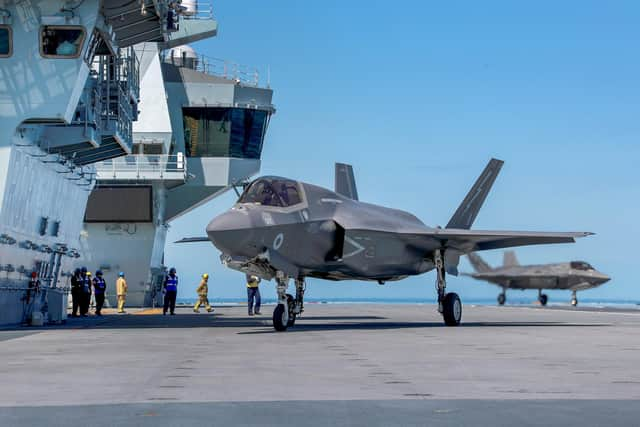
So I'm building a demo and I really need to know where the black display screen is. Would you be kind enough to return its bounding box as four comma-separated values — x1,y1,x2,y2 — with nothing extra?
85,186,152,222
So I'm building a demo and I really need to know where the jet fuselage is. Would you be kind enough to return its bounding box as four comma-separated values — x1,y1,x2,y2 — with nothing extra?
470,262,610,291
207,179,437,281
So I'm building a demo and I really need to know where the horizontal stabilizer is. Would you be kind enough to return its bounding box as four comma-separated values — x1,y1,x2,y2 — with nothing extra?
446,158,504,229
467,252,492,273
335,163,359,200
503,251,519,267
174,237,210,244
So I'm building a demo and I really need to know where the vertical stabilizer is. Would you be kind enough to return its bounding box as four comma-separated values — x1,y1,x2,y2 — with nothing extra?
503,251,519,267
446,158,504,229
467,253,493,273
335,163,359,200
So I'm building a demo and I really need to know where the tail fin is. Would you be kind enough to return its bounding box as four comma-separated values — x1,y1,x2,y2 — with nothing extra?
335,163,359,200
503,251,519,267
446,158,504,229
467,252,492,273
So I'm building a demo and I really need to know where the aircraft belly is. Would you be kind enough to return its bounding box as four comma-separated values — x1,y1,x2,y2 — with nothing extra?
505,276,567,290
570,281,597,291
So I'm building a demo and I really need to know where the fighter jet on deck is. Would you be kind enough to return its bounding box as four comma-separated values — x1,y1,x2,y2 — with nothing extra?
178,159,592,331
466,251,610,306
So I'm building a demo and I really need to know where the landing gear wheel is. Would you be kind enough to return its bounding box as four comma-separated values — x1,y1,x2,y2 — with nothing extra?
539,294,548,306
442,292,462,326
272,304,288,331
286,294,296,327
497,293,506,305
571,299,578,307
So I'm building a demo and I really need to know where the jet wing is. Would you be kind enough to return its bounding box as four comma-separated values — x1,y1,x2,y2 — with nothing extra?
174,237,210,243
415,229,593,253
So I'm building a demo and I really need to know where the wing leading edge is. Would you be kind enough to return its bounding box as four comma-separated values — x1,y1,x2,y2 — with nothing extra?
174,237,210,243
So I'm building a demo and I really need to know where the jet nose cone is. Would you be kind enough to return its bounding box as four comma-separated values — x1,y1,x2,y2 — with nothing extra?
207,210,249,233
206,209,254,255
595,272,611,285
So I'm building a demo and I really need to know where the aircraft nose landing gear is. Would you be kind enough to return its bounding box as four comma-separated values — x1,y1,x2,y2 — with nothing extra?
272,275,306,331
434,249,462,326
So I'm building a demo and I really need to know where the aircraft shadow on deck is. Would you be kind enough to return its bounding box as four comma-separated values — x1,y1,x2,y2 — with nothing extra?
10,313,609,332
236,321,611,334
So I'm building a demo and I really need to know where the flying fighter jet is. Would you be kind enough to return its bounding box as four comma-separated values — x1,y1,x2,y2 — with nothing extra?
178,159,592,331
466,251,610,306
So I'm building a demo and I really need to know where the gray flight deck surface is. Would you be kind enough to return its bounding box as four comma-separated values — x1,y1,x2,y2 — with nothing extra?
1,304,639,426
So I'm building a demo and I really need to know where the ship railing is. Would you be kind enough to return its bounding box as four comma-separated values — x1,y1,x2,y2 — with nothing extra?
163,51,263,87
181,0,215,20
95,154,187,181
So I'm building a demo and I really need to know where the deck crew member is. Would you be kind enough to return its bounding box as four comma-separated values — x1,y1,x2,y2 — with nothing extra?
193,273,213,313
26,272,40,305
246,274,261,316
116,272,127,313
23,272,41,325
163,267,178,316
81,268,92,317
93,270,107,316
70,269,83,317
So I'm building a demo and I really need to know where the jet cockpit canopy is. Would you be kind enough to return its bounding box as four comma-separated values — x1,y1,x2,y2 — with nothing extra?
238,177,302,207
570,261,594,271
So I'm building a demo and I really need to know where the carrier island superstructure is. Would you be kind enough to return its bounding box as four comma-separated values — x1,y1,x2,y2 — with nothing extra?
0,0,275,324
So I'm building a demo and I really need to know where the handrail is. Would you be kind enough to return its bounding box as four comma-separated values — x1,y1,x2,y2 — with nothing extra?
181,0,214,20
94,154,187,180
162,51,264,88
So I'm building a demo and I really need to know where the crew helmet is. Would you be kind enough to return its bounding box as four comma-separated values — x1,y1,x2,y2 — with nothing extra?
31,271,38,278
74,268,81,275
81,266,87,273
119,272,125,277
202,273,209,279
86,272,92,277
96,270,103,276
169,267,176,275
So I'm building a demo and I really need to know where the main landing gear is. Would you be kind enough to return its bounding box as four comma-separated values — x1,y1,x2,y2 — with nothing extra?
497,291,506,305
538,289,548,306
272,273,305,331
434,249,462,326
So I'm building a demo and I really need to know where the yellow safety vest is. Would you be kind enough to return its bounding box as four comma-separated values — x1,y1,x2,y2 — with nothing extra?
246,276,260,288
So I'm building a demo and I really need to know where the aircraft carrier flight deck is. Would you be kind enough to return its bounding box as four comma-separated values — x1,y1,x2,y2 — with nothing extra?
0,304,639,426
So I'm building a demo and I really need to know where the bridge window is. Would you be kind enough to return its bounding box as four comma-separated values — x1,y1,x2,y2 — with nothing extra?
40,26,86,58
0,26,11,57
239,179,302,208
183,107,269,159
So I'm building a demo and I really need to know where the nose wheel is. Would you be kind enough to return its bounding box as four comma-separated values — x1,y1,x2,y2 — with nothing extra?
272,304,288,331
571,290,578,306
272,275,305,331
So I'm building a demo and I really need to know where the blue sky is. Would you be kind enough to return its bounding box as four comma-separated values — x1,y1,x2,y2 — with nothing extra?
165,1,640,303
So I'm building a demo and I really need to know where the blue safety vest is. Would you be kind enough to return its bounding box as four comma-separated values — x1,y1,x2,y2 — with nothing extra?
93,277,106,294
165,275,178,292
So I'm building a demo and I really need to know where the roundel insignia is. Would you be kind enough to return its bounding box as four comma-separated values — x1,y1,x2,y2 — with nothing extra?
273,233,284,250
